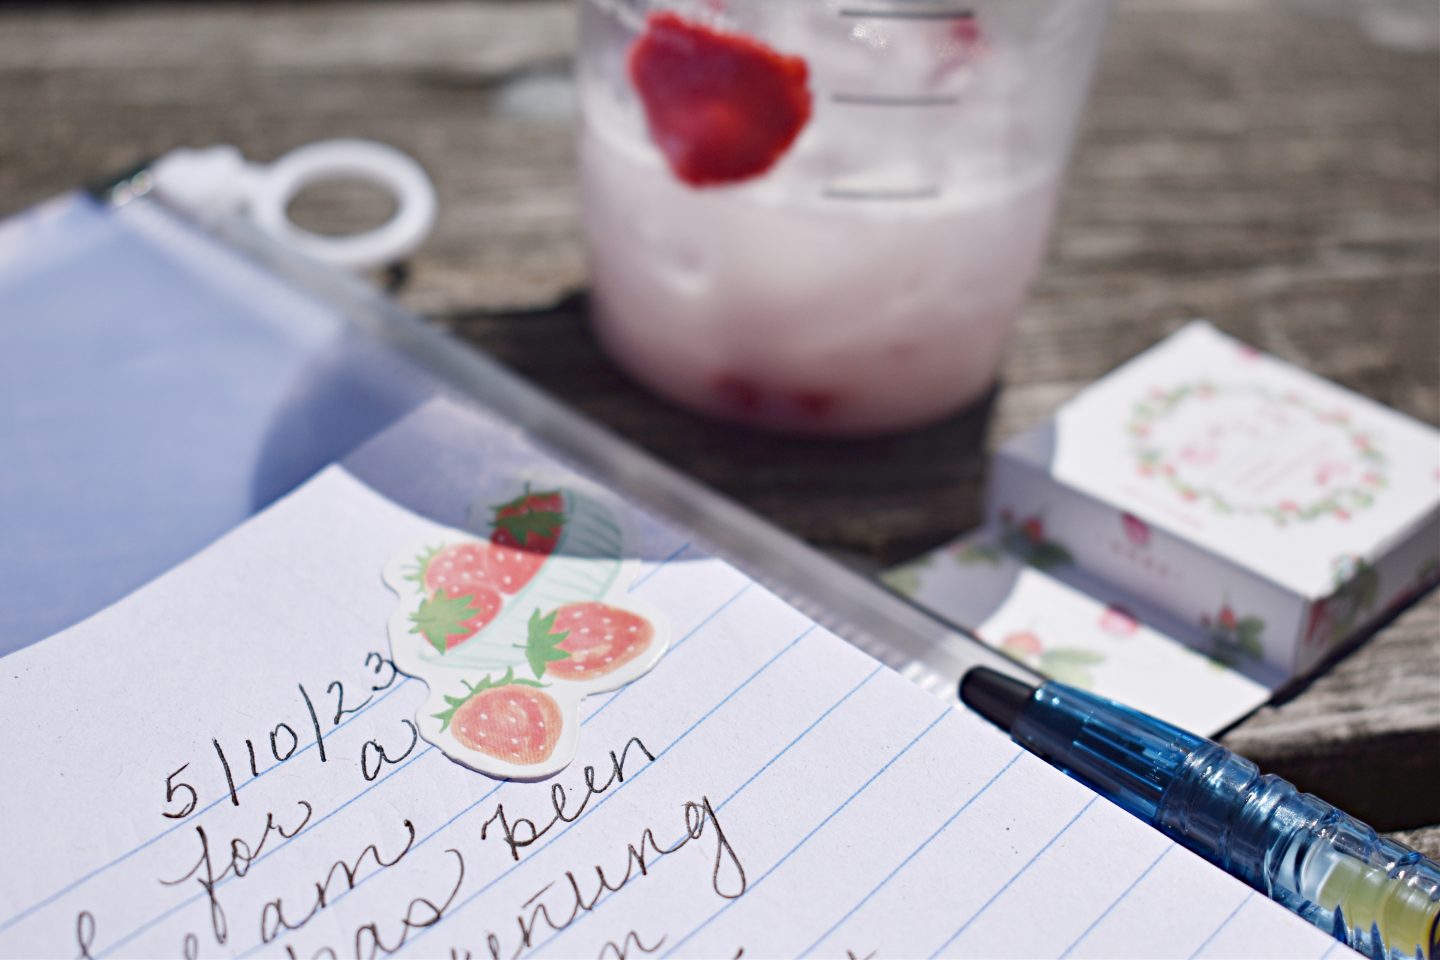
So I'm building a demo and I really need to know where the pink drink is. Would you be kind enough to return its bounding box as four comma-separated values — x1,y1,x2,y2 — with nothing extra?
579,0,1109,435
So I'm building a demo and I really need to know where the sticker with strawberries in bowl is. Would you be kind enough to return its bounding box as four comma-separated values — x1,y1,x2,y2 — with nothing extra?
383,475,671,780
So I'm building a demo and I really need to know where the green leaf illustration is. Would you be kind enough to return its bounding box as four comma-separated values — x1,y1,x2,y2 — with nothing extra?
954,543,1004,567
1040,649,1104,689
409,591,480,655
432,667,546,730
519,608,572,679
882,566,925,597
491,487,565,543
1229,618,1264,660
1354,567,1380,611
495,510,565,544
402,544,442,592
1028,542,1074,571
1041,649,1105,668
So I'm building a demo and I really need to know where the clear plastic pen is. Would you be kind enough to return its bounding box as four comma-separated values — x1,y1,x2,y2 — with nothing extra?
961,667,1440,960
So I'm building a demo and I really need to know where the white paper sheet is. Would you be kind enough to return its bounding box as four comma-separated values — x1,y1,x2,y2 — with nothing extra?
0,404,1343,960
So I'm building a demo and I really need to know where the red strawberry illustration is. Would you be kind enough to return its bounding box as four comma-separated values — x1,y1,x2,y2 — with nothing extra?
523,602,655,681
1218,606,1238,630
628,11,812,187
409,544,504,653
1303,599,1333,648
418,542,495,599
1098,605,1139,637
434,669,562,765
1021,518,1045,543
1121,512,1150,547
483,487,565,594
1000,631,1042,658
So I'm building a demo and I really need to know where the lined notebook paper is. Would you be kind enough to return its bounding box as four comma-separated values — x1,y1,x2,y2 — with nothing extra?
0,400,1342,959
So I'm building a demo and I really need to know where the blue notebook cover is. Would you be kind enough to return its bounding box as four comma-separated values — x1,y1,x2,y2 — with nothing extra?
0,193,435,651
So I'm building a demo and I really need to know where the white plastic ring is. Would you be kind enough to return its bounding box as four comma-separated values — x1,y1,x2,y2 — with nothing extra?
248,139,438,270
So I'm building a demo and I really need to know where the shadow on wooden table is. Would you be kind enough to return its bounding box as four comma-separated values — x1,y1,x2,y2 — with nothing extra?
448,292,997,570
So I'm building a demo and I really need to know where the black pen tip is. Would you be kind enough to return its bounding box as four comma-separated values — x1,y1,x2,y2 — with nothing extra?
959,667,1036,733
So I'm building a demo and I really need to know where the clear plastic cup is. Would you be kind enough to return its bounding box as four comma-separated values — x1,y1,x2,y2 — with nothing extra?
578,0,1110,435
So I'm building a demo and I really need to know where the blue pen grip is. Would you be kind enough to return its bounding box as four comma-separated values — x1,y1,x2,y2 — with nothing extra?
1159,750,1440,960
1016,683,1440,960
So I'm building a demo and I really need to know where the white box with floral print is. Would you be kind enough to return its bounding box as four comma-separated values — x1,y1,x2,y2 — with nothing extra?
985,321,1440,679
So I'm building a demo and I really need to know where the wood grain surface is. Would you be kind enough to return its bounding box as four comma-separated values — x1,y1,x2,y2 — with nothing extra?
0,0,1436,851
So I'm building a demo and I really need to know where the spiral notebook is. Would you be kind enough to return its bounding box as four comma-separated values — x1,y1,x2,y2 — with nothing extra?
0,181,1342,957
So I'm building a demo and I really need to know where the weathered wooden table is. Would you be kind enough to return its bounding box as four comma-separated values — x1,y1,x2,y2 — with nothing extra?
2,0,1436,852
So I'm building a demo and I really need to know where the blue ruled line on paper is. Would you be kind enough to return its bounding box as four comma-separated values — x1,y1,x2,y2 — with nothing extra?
1188,891,1254,959
524,662,889,958
663,705,957,959
0,678,414,936
1059,845,1173,958
795,749,1024,959
628,541,692,593
400,621,821,954
927,796,1099,959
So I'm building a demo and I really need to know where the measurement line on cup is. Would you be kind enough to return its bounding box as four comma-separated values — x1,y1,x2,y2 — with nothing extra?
831,92,960,107
838,7,974,20
822,186,943,201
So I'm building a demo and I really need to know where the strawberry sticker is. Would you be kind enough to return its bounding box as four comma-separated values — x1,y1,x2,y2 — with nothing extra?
409,585,503,653
435,669,562,766
417,542,495,598
405,544,506,652
385,475,671,780
483,486,565,594
523,602,656,681
628,11,812,187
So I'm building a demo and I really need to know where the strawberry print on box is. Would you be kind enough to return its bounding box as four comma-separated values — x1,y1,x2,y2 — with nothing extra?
384,476,670,780
996,509,1073,571
1200,601,1265,667
883,528,1272,734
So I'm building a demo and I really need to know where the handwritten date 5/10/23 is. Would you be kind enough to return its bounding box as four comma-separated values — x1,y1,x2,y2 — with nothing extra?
160,651,415,820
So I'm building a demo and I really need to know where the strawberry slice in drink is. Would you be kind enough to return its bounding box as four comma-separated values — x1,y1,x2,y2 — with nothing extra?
483,487,566,594
627,11,812,187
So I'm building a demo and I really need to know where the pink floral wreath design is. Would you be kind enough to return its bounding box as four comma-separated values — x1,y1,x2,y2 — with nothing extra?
1127,382,1388,526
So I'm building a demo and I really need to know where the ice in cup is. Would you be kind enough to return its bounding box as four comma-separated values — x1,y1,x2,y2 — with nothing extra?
578,0,1110,435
